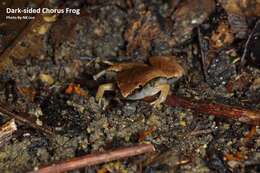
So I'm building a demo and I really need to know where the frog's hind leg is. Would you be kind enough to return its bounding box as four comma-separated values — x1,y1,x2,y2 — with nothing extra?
150,84,170,108
93,60,115,80
93,70,107,80
96,83,115,105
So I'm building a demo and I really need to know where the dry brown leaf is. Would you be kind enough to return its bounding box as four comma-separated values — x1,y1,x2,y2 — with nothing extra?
211,21,234,48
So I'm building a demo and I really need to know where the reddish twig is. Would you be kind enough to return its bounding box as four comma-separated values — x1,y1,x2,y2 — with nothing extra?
166,94,260,125
29,143,155,173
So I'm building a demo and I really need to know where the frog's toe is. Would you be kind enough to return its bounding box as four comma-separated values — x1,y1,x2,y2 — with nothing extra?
95,92,103,105
150,99,163,108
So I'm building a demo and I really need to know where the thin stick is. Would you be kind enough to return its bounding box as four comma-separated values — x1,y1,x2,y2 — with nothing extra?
0,104,54,136
29,143,155,173
0,119,17,147
197,27,208,82
166,94,260,125
241,20,260,66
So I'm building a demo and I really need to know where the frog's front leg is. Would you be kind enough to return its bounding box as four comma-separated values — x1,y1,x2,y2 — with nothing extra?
150,84,170,108
96,83,115,105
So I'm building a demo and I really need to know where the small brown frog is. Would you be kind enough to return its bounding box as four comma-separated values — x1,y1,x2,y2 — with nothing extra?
94,56,184,107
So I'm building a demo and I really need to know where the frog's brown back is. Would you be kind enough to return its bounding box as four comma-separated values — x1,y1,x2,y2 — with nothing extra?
117,56,184,97
149,56,185,78
116,66,167,97
107,62,148,72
